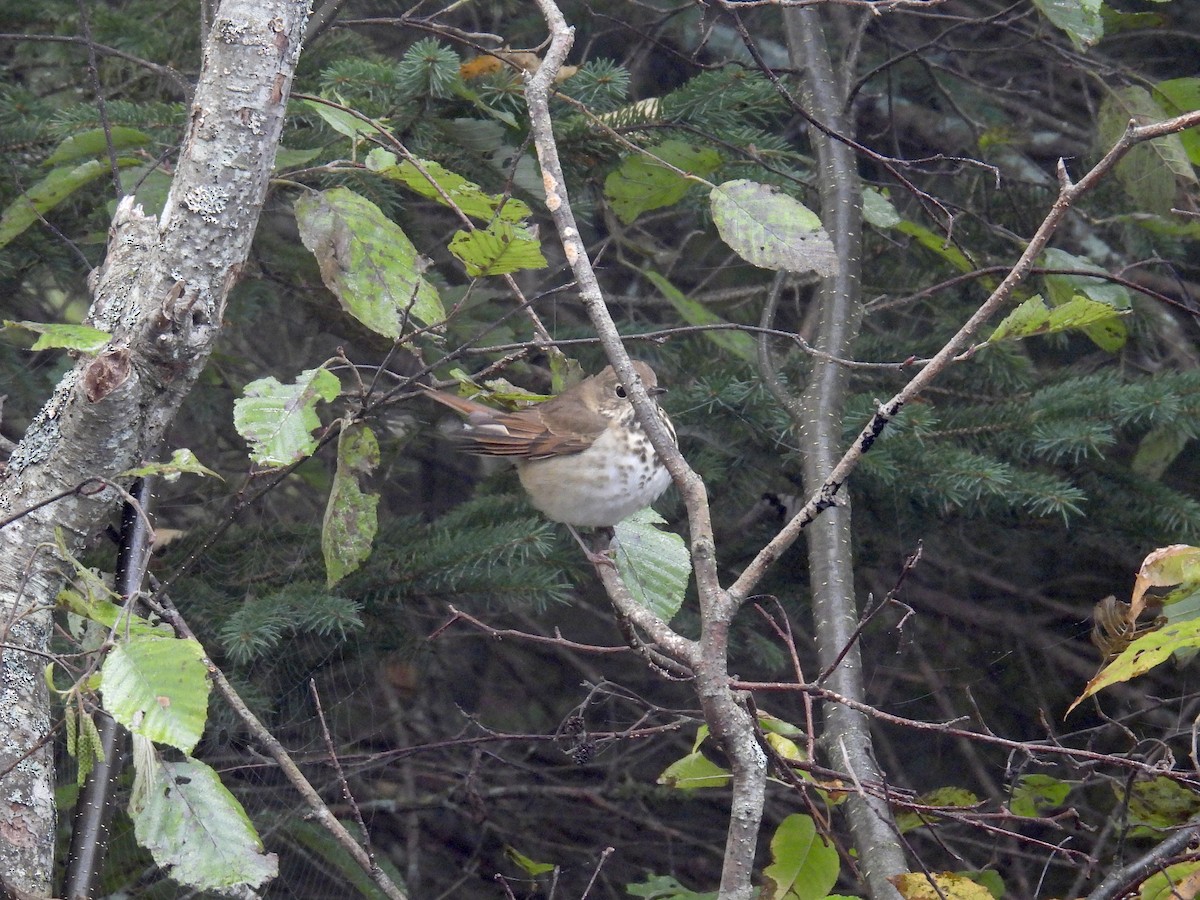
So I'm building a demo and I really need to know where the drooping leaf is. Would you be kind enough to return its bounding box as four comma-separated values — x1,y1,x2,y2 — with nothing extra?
323,422,380,586
1131,426,1191,480
0,159,136,250
2,320,112,353
1128,544,1200,621
1041,248,1132,351
760,814,839,900
300,98,378,140
612,508,691,624
233,367,340,467
894,219,973,272
1153,77,1200,165
100,635,210,754
604,140,721,224
1069,619,1200,714
45,126,153,166
710,179,838,276
366,148,531,223
642,269,757,364
1097,86,1196,215
448,220,547,276
656,750,730,791
1031,0,1103,50
895,787,980,833
862,186,903,228
1121,776,1200,831
129,745,277,892
295,187,445,336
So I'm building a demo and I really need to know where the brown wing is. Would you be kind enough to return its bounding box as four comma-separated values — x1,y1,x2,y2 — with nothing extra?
422,384,603,460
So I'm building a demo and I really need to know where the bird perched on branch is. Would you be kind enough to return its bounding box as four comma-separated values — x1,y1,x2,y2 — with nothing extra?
422,361,676,529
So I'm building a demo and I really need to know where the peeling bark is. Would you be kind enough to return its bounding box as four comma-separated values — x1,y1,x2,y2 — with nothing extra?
0,1,310,890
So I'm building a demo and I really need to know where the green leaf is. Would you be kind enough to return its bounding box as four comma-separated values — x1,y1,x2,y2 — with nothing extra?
1132,426,1191,481
760,814,839,900
612,508,691,624
299,98,377,140
862,186,903,228
0,160,127,250
1122,776,1200,830
233,367,340,467
58,588,173,639
1153,77,1200,165
366,149,531,223
710,179,838,276
1010,774,1071,817
504,846,556,876
1097,86,1196,215
625,874,718,900
1031,0,1103,50
448,220,547,276
894,219,973,273
295,187,445,336
323,423,380,586
129,746,277,891
985,294,1128,345
642,269,757,364
657,750,730,790
101,635,210,754
114,165,172,218
45,126,153,166
1042,248,1132,351
274,146,325,171
121,448,223,482
2,320,112,353
604,140,721,224
896,787,980,833
964,870,1006,899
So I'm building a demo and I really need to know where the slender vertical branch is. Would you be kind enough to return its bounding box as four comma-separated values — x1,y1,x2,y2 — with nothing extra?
525,4,766,897
780,9,907,898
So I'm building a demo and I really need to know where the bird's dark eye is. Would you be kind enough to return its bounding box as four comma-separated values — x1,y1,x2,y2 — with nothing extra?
615,385,628,399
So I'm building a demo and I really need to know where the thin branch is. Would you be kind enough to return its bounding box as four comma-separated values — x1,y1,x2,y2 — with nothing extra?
729,108,1200,603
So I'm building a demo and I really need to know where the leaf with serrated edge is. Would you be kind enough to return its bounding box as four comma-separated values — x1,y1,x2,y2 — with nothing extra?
612,508,691,623
129,747,277,891
233,367,340,467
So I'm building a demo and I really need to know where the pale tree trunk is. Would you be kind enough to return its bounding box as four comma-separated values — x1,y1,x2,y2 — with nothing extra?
0,0,310,891
786,8,908,898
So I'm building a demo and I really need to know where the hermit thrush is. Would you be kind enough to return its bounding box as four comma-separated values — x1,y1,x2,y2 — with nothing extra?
423,361,676,528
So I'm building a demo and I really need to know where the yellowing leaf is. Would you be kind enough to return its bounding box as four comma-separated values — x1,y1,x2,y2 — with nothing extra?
1069,618,1200,714
891,872,994,900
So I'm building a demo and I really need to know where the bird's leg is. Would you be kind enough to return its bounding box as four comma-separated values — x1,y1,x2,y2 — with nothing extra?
566,524,617,569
